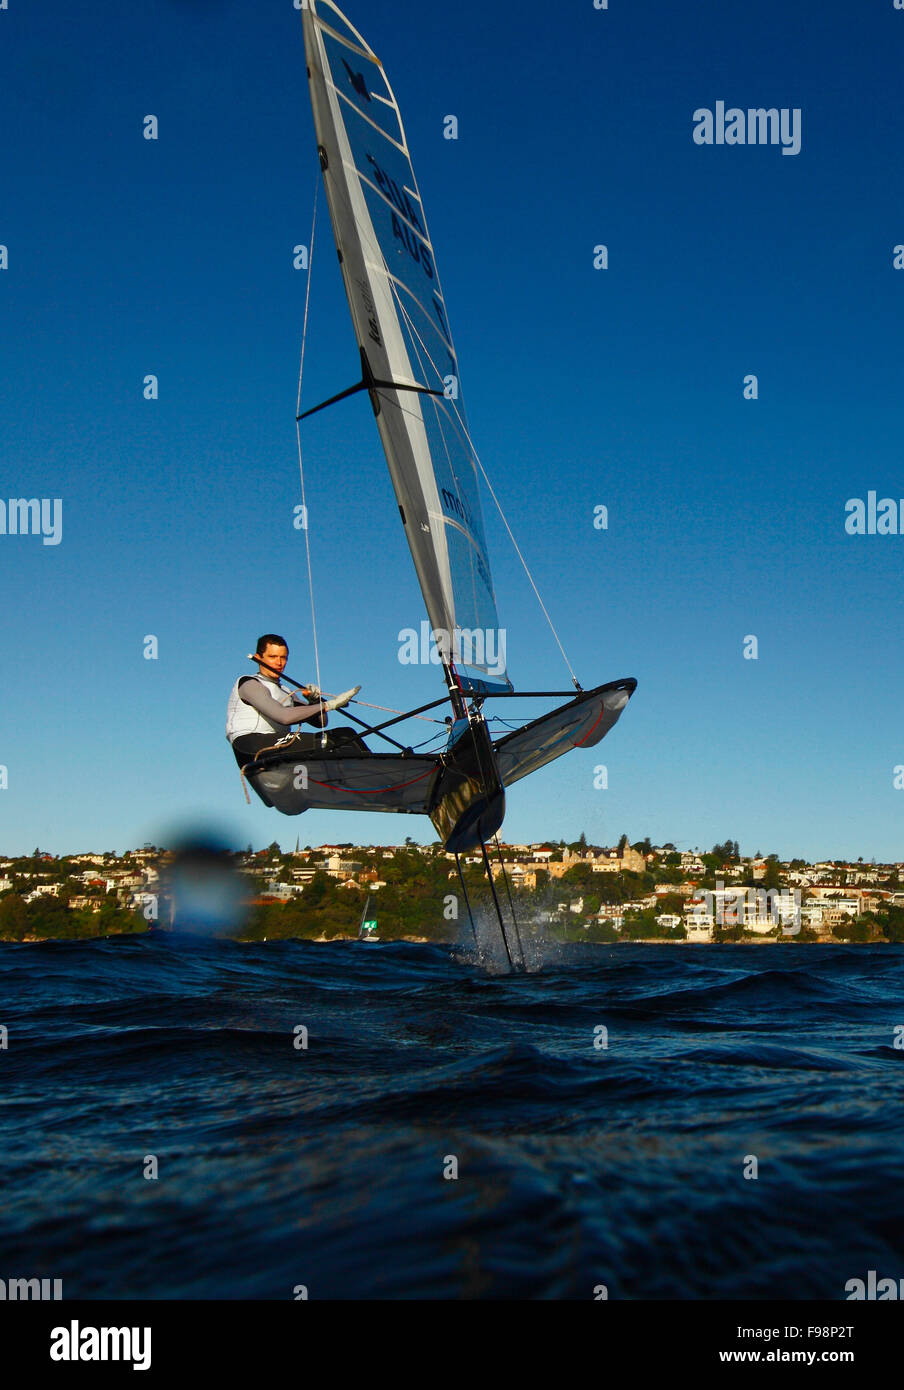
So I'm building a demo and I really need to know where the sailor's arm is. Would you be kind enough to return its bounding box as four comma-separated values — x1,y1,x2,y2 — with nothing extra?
291,686,362,722
293,689,329,728
239,680,327,727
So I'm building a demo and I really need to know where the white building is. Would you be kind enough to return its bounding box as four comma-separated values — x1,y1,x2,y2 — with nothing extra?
24,883,62,901
265,881,302,900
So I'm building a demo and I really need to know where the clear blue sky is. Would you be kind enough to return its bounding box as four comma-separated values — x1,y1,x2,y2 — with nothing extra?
1,0,902,861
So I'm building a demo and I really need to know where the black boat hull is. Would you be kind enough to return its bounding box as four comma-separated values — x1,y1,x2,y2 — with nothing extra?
240,678,636,851
427,716,505,853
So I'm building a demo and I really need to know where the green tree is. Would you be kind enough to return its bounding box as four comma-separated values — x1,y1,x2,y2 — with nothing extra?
304,871,331,907
95,897,124,934
587,919,619,942
621,908,660,940
27,896,71,939
882,907,904,943
832,919,869,944
0,893,30,941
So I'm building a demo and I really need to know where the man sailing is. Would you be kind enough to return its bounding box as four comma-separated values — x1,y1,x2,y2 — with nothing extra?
226,633,363,768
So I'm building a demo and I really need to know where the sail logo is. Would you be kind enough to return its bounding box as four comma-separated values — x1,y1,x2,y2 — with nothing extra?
438,490,493,596
356,275,381,346
693,102,801,156
845,493,904,534
342,58,370,103
367,154,423,231
441,486,472,529
398,621,506,676
366,153,435,281
0,497,62,545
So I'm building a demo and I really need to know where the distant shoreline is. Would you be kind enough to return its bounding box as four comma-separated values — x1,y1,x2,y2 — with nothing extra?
1,933,894,947
4,842,899,946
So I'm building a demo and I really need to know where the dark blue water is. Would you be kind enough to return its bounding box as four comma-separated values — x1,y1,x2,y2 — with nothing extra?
2,937,902,1299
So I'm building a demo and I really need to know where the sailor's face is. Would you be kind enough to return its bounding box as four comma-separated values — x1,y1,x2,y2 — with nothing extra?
259,644,288,678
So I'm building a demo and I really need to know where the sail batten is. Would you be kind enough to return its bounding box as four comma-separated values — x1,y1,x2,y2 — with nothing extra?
332,93,408,155
316,19,374,60
358,177,429,247
303,0,512,694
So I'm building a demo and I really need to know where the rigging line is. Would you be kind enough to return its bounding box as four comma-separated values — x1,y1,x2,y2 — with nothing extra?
352,699,445,725
310,95,525,686
379,267,455,358
296,174,325,707
493,833,525,965
479,836,515,971
374,377,490,641
389,285,581,690
455,851,480,951
393,334,480,628
424,394,484,625
386,286,473,462
457,710,520,970
319,133,571,689
399,317,485,627
411,735,449,752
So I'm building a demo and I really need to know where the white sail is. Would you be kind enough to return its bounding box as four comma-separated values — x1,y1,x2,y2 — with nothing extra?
302,0,511,693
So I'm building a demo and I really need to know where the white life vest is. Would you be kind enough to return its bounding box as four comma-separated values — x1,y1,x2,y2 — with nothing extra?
225,676,296,743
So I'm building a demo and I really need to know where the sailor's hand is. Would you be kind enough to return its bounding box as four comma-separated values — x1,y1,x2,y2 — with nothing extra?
323,685,361,713
301,685,321,700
